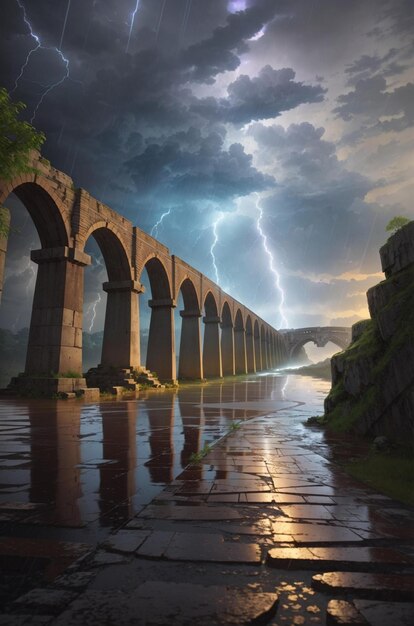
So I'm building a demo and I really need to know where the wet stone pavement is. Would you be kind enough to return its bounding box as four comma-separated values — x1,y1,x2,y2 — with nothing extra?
0,374,413,625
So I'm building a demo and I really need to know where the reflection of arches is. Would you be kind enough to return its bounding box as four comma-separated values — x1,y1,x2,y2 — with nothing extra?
178,278,202,379
203,292,222,378
100,403,136,525
254,320,261,371
144,257,176,381
234,309,247,375
245,315,255,373
221,301,234,376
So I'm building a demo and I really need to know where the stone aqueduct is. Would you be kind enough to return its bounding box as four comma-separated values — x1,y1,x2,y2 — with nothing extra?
281,327,352,362
0,153,288,388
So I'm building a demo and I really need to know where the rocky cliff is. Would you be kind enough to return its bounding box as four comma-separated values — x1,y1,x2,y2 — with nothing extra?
324,221,414,443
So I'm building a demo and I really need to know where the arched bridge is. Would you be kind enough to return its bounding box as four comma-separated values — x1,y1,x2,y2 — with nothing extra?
0,152,288,391
280,327,352,361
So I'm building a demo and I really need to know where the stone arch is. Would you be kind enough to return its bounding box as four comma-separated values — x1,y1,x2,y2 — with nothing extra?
141,255,172,300
177,278,202,380
1,177,69,248
234,309,247,374
82,222,132,282
204,291,219,317
234,309,244,331
221,301,234,376
202,291,221,378
177,277,200,312
0,179,83,379
141,256,175,381
81,224,139,371
221,300,233,326
84,224,132,282
289,336,345,361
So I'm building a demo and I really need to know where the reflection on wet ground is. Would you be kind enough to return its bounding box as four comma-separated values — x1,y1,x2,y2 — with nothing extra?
1,374,414,624
0,374,313,537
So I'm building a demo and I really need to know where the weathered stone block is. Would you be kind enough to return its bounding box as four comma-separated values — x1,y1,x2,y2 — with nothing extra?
380,220,414,277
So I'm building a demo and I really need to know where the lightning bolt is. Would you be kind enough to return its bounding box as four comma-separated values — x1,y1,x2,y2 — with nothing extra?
255,195,289,329
87,293,101,332
150,208,171,238
210,213,224,285
126,0,140,53
12,0,70,123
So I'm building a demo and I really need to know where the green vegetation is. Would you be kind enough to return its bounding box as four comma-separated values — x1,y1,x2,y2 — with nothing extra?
229,420,242,431
0,88,45,236
345,448,414,506
189,443,213,464
385,215,411,235
306,414,328,426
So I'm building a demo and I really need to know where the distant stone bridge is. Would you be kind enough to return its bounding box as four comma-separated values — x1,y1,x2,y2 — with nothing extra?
280,327,352,361
0,152,288,390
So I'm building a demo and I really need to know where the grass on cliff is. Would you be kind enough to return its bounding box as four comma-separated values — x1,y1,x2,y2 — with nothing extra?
345,448,414,506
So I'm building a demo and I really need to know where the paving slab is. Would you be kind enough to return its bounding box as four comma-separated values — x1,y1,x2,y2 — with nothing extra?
266,546,411,570
313,571,414,601
353,599,414,626
137,504,243,520
101,530,150,554
271,521,364,543
326,599,368,625
12,589,77,615
53,582,279,625
164,532,262,563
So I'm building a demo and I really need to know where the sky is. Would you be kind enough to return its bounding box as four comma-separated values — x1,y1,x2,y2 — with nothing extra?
0,0,413,361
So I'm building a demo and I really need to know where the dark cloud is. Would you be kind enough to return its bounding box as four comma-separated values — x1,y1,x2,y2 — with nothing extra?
191,66,325,125
335,76,414,135
124,128,273,202
344,49,408,85
180,0,278,82
250,122,378,273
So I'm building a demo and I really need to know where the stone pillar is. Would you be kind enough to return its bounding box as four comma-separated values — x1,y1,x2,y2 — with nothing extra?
266,339,272,369
221,322,235,376
179,309,203,380
246,329,256,373
203,315,222,378
25,246,91,376
147,298,176,382
101,280,143,369
254,334,262,371
234,327,247,375
261,336,268,370
0,206,10,305
270,336,275,368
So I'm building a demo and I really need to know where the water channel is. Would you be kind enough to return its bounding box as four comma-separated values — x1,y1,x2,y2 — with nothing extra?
0,373,330,546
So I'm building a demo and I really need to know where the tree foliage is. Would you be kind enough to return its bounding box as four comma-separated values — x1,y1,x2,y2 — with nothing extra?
0,87,45,236
386,215,411,234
